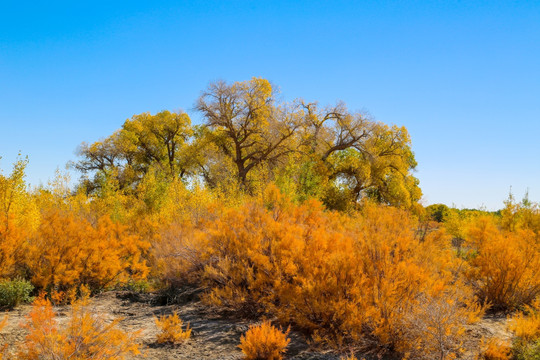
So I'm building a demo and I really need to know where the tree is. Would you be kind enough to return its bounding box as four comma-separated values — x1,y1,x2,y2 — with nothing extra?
196,78,301,188
426,204,450,223
294,101,421,209
0,157,39,278
72,79,421,210
74,110,194,191
0,156,39,232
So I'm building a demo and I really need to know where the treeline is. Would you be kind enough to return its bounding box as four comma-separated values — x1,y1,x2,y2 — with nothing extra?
73,77,421,212
0,79,539,360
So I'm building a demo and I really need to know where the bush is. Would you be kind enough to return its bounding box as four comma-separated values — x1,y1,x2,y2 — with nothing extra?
17,293,140,359
124,279,152,293
239,321,290,360
159,193,482,355
26,211,149,293
466,217,540,310
0,278,33,309
481,338,511,360
510,299,540,360
0,221,28,279
513,341,540,360
399,288,483,360
155,311,191,344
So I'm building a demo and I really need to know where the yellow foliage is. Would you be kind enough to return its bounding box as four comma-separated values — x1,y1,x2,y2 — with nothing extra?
0,218,27,279
466,217,540,310
510,298,540,342
26,210,149,292
509,298,540,359
0,158,38,279
159,192,481,355
480,338,511,360
398,287,483,360
0,157,40,234
154,221,211,286
239,321,290,360
154,311,191,344
17,294,140,359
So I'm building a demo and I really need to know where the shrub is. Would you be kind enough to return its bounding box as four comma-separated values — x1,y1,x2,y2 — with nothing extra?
124,279,152,293
510,298,540,360
399,288,483,360
340,355,360,360
0,278,34,309
159,194,482,354
17,293,140,359
239,321,290,360
155,311,191,344
466,217,540,310
153,221,212,287
26,211,149,293
512,340,540,360
0,159,40,279
0,221,28,279
481,338,511,360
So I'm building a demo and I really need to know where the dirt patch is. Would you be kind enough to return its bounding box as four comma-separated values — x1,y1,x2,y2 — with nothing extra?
0,290,514,359
0,291,345,360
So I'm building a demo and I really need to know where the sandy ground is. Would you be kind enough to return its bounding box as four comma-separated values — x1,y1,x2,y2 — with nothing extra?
0,289,512,360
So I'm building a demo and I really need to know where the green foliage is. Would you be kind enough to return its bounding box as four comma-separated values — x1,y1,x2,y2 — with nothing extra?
426,203,450,222
510,299,540,360
0,278,34,309
123,279,152,293
513,339,540,360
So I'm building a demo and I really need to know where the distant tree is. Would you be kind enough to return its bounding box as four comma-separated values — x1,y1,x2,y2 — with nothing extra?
426,204,450,222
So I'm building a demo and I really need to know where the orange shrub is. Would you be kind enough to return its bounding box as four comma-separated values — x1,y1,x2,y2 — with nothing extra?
26,210,149,293
399,287,483,360
155,311,191,344
0,159,39,279
275,202,480,351
509,298,540,359
161,191,481,355
202,201,306,316
481,338,511,360
239,321,290,360
466,217,540,310
0,219,27,279
153,221,212,286
17,294,140,359
510,298,540,342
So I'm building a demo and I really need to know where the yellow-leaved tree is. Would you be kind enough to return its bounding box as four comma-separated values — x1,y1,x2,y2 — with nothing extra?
0,157,39,278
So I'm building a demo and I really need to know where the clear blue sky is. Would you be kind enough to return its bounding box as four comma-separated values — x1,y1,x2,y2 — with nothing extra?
1,0,539,210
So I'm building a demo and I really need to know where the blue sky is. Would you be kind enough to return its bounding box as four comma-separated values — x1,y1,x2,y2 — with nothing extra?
1,1,539,210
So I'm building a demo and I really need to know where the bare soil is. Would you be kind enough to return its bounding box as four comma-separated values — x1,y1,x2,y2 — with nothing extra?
0,289,512,360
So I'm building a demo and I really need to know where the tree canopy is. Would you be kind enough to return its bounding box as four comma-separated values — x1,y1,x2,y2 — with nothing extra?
73,78,421,210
